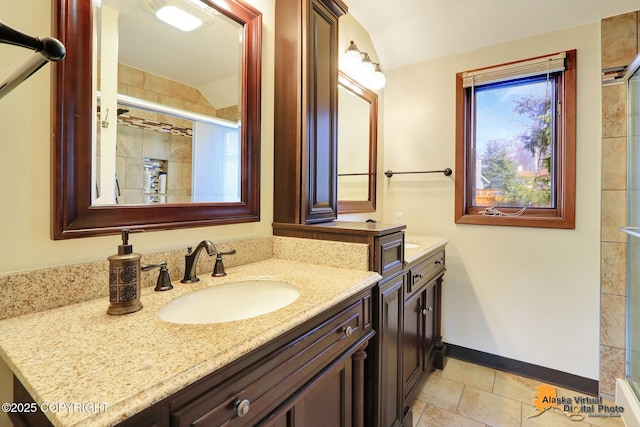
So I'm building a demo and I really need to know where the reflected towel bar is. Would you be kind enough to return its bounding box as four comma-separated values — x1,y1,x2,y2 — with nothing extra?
384,168,452,178
338,173,373,177
0,21,66,100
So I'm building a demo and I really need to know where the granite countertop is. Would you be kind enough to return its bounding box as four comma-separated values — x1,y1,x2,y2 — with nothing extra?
404,235,450,265
0,258,381,427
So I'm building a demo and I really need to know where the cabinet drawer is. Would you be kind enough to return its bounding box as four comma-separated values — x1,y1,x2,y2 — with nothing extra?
172,296,371,427
375,232,404,278
406,250,445,295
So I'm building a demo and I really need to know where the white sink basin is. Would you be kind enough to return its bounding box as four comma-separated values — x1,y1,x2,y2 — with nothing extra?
158,280,299,324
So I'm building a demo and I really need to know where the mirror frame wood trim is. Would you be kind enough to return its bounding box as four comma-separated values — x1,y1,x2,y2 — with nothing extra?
52,0,262,239
337,71,377,214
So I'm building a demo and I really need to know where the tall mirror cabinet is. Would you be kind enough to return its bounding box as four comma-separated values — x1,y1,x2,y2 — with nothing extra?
273,1,447,426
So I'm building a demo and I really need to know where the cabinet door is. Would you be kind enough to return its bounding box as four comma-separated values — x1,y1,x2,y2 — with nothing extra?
273,0,347,225
378,274,404,427
402,286,425,401
424,283,436,364
302,0,340,224
261,350,353,427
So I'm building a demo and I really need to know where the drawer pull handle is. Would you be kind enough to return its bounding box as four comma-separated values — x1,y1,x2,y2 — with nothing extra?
413,273,423,281
234,399,250,417
435,258,444,265
343,326,353,337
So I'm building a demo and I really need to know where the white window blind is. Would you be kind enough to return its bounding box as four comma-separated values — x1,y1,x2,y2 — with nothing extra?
462,52,566,88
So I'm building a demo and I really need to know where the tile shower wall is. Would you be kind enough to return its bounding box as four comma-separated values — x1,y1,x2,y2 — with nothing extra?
600,12,640,399
116,123,193,203
113,64,240,203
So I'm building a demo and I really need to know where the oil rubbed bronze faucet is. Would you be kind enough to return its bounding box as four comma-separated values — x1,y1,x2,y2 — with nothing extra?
142,261,173,291
181,240,217,283
212,249,236,277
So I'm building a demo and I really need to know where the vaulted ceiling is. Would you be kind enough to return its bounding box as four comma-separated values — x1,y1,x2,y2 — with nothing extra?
346,0,640,70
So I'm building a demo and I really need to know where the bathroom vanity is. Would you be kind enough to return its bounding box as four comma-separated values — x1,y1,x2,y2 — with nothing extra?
1,258,380,427
2,233,447,427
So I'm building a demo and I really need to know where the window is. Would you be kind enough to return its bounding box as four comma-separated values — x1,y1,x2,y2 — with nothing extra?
455,50,576,228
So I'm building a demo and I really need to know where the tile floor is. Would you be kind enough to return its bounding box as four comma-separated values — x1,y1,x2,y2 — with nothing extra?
411,358,625,427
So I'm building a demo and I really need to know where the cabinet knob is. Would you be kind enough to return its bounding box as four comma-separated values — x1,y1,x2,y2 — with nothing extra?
422,307,433,315
343,326,353,337
234,399,250,417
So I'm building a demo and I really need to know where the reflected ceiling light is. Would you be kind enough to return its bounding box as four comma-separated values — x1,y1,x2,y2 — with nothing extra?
155,5,203,31
185,0,221,16
342,40,386,90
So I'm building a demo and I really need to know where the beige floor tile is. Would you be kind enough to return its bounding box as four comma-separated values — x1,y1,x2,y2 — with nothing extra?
585,415,626,427
411,397,427,427
411,360,623,427
522,403,592,427
416,403,485,427
554,387,623,426
493,371,546,405
456,386,522,427
440,358,496,392
417,373,465,411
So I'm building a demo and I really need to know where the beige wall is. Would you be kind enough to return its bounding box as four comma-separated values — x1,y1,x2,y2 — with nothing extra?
0,0,275,275
383,24,602,382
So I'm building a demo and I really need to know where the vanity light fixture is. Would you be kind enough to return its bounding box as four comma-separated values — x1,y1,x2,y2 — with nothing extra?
342,40,386,90
155,5,203,31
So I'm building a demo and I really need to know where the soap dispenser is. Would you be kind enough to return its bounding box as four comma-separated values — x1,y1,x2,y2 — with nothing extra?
107,229,143,315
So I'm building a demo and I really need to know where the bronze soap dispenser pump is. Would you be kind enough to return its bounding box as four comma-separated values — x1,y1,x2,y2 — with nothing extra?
107,229,143,315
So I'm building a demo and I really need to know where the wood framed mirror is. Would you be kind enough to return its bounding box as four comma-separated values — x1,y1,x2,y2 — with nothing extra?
337,71,377,213
52,0,262,239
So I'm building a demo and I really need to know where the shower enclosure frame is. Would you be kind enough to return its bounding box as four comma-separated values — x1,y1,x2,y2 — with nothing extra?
617,51,640,425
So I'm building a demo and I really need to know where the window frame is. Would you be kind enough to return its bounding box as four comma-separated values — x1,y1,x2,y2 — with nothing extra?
454,50,577,229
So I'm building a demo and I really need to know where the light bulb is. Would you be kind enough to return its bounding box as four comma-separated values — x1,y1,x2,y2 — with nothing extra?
360,53,375,84
343,41,362,72
370,64,386,90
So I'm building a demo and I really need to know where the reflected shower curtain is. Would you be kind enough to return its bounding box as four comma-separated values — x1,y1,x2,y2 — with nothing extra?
192,121,240,203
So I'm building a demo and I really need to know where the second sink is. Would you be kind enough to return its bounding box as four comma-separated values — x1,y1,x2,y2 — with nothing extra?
159,280,300,324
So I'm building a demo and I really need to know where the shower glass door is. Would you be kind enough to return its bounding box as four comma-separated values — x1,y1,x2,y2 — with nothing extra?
627,66,640,398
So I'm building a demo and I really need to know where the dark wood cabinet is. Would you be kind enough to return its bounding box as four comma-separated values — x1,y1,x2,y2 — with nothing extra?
273,0,347,224
401,251,446,423
402,282,429,401
271,222,449,427
261,341,368,427
402,277,436,405
370,273,404,427
11,289,374,427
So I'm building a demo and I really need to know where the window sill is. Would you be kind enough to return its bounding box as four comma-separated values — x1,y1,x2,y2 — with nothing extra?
455,213,575,229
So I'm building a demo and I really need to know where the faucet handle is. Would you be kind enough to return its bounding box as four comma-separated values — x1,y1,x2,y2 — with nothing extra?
212,249,236,277
142,261,173,291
